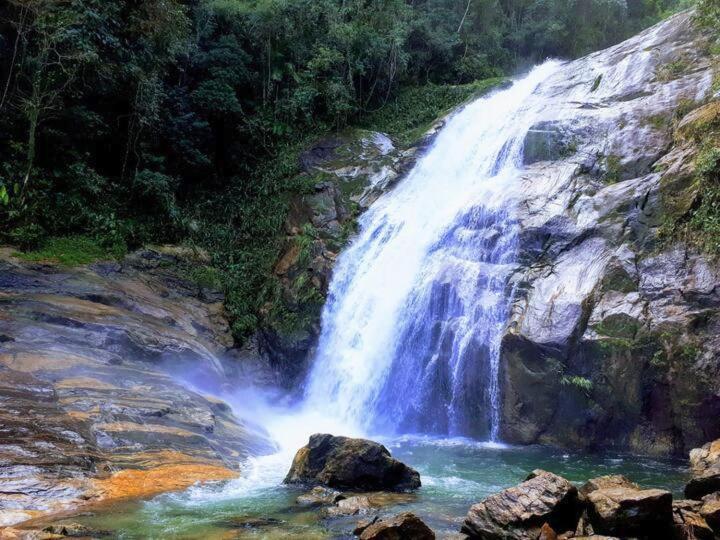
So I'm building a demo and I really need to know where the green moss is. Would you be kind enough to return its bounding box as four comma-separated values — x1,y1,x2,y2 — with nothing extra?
14,235,126,266
645,114,670,130
561,375,593,394
360,77,507,146
655,57,690,82
602,154,623,184
601,267,637,294
189,265,225,290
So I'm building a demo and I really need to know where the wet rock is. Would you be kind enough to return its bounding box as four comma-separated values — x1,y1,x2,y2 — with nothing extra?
296,486,345,507
700,492,720,533
538,522,557,540
498,11,720,455
579,475,639,497
322,495,372,517
216,516,283,529
523,121,580,165
0,248,271,526
354,516,381,535
461,469,581,539
686,440,720,499
284,434,421,491
42,523,111,537
357,512,435,540
672,499,715,540
585,484,672,537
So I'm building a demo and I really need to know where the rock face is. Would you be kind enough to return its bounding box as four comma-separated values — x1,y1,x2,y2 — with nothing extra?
263,11,719,454
357,512,435,540
260,115,469,387
461,470,581,539
0,248,270,526
498,11,720,455
686,439,720,499
259,131,412,384
284,434,420,491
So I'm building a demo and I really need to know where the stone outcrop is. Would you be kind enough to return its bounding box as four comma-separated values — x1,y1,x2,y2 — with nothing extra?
258,130,412,384
461,470,706,540
356,512,435,540
700,492,720,533
0,248,270,527
672,499,715,540
498,10,720,455
584,484,673,537
686,439,720,499
284,434,421,491
262,11,719,455
461,470,581,539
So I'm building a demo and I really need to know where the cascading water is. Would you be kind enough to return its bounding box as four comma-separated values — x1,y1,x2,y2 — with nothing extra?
303,61,562,441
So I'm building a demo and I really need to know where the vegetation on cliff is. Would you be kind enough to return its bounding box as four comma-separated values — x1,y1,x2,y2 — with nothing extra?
0,0,706,340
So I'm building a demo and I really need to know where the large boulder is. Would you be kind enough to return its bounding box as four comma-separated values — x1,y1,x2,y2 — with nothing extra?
585,483,672,537
579,475,639,497
284,434,420,491
672,499,715,540
461,470,581,539
685,439,720,499
357,512,435,540
700,492,720,533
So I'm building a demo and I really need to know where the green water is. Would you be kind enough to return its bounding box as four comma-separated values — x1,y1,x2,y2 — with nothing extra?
54,437,689,539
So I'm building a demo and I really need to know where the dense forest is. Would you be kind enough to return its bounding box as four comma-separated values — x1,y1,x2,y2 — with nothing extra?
0,0,716,340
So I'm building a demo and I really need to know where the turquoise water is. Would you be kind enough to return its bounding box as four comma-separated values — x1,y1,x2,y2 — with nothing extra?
47,437,689,539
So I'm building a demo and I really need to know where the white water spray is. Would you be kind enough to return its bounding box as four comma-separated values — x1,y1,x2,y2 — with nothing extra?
303,61,562,441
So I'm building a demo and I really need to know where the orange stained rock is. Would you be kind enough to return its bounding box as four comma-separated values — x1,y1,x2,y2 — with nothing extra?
55,377,119,390
0,351,95,372
93,463,238,501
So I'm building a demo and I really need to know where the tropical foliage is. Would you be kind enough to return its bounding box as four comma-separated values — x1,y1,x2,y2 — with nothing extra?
0,0,698,339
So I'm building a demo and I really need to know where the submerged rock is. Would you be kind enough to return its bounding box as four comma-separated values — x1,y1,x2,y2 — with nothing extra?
284,434,421,491
322,495,372,517
296,486,346,507
686,439,720,499
357,512,435,540
461,469,581,539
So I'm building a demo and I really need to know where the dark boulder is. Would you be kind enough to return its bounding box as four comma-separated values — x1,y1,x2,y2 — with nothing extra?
461,470,581,539
700,492,720,534
284,434,421,491
672,499,715,540
357,512,435,540
579,475,638,497
585,484,672,537
685,440,720,500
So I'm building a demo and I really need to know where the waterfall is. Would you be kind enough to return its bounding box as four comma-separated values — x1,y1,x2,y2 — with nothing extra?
303,61,561,441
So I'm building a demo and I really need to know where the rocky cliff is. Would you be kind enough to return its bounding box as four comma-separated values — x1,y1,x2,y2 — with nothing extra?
499,11,720,455
0,248,270,526
265,11,720,455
